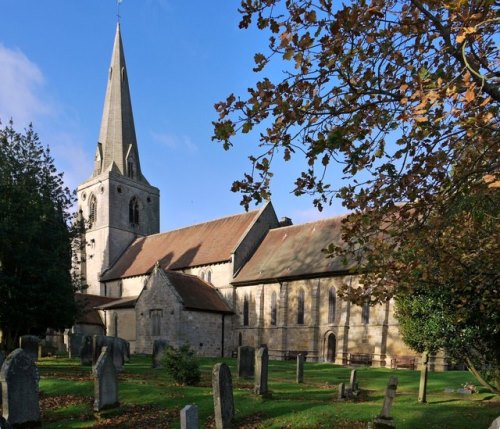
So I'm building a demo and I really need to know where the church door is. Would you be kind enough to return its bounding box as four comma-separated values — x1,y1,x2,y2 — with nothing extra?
326,333,336,362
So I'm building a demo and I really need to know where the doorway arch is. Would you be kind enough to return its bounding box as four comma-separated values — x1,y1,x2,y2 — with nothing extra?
326,333,336,362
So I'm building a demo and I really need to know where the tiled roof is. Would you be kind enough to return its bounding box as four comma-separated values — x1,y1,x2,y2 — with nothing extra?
233,215,353,284
74,293,119,326
101,208,262,281
164,271,233,314
95,296,138,310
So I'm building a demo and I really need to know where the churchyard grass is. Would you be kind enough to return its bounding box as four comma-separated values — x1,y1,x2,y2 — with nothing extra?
37,355,499,428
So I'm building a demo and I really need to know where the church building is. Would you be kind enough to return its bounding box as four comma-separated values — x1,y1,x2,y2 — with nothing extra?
74,24,435,368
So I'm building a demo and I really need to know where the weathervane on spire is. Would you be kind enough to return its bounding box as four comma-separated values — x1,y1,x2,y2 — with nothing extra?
116,0,123,23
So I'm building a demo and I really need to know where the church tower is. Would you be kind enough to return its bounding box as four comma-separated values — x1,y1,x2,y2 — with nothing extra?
77,24,160,295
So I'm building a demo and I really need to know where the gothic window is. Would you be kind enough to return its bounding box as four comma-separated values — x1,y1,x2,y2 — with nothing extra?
328,288,337,324
207,270,212,284
89,194,97,226
297,289,305,325
129,197,139,226
150,309,162,336
361,299,370,325
243,295,249,326
200,271,205,281
270,291,277,326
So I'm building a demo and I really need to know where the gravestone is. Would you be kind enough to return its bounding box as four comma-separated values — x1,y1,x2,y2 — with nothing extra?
152,339,169,368
237,346,255,378
254,347,269,395
338,383,346,400
68,333,84,359
80,335,93,366
19,335,39,362
350,369,358,392
93,347,119,411
374,376,398,428
0,348,40,427
212,363,234,429
488,416,500,429
296,354,304,383
92,336,126,371
180,404,198,429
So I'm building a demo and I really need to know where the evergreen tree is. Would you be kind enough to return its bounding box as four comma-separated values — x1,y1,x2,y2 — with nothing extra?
0,121,77,351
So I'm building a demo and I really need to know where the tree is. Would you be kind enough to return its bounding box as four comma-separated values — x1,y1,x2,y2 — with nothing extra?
213,0,499,385
0,121,78,351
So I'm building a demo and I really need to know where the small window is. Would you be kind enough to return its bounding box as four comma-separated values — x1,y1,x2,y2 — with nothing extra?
150,309,162,336
89,194,97,225
200,271,205,281
297,289,305,325
361,300,370,325
129,197,139,225
243,295,249,326
270,291,277,326
207,270,212,284
127,158,135,179
328,288,336,324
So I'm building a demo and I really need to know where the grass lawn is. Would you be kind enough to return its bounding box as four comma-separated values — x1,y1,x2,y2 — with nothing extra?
36,355,499,428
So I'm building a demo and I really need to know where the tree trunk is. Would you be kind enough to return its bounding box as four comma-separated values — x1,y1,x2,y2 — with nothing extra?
465,356,500,394
418,350,429,403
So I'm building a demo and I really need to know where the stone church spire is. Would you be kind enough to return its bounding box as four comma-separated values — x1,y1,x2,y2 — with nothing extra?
94,23,145,182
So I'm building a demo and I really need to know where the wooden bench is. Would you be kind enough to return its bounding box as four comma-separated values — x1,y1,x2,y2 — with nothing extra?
390,355,416,370
348,353,373,366
284,351,308,361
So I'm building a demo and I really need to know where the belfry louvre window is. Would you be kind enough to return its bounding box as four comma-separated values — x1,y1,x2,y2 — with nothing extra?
150,309,162,336
89,194,97,225
297,289,305,324
129,197,139,226
328,288,336,324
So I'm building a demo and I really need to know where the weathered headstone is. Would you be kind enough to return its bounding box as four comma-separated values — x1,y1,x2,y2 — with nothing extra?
374,376,398,429
19,335,40,362
488,416,500,429
93,347,119,411
180,404,199,429
338,383,346,400
80,335,93,366
212,363,234,429
254,347,269,395
92,335,126,371
296,353,304,383
418,351,429,403
0,348,40,427
350,369,358,392
237,346,255,378
68,333,84,359
152,339,169,368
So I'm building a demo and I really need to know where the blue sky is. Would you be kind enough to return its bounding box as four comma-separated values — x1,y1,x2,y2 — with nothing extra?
0,0,346,231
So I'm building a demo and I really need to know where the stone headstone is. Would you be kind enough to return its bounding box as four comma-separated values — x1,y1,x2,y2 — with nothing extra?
19,335,40,362
488,416,500,429
212,363,234,429
180,404,198,429
93,347,119,411
152,339,169,368
296,353,304,383
80,335,93,366
92,335,126,371
68,333,84,359
237,346,255,379
254,347,269,395
338,383,346,400
0,348,40,427
350,369,358,392
374,376,398,428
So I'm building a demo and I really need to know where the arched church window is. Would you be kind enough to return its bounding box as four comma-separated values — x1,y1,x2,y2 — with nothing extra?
89,194,97,226
207,270,212,284
361,299,370,325
243,294,249,326
129,197,139,226
297,288,305,325
270,291,277,326
328,288,337,324
200,271,205,281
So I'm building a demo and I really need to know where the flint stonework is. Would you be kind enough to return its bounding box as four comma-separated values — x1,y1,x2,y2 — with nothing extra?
237,346,254,378
0,349,40,427
212,363,234,429
254,347,269,395
93,348,119,411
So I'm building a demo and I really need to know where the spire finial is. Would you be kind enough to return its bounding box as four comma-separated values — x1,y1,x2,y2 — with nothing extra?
116,0,123,23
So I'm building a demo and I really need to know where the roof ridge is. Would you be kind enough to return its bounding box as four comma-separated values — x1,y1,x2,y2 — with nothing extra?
271,212,348,232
